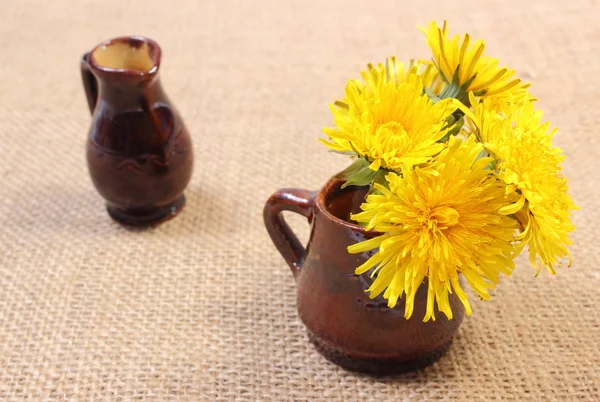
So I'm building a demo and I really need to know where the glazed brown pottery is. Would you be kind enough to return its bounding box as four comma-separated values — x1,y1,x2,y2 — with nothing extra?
264,178,464,375
81,36,193,225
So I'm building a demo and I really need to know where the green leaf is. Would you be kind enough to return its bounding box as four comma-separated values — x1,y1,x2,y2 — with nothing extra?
334,158,370,180
450,64,462,86
436,64,477,105
334,158,379,188
342,167,378,188
459,74,477,92
424,87,442,104
447,113,465,136
368,169,391,195
437,113,464,143
431,58,448,83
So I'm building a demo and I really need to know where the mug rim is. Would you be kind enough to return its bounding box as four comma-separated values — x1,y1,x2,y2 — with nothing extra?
314,178,381,236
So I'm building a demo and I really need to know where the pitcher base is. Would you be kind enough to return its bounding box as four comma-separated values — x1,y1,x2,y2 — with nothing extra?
308,332,453,376
107,195,186,226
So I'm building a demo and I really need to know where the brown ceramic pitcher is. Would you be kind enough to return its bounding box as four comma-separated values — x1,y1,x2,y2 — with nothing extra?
264,178,464,375
81,36,193,225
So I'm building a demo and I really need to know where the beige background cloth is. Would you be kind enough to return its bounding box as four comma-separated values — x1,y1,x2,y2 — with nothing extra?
1,0,598,400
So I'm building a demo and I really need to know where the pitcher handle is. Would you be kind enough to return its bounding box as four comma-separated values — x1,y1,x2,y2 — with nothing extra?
80,52,98,115
263,188,316,277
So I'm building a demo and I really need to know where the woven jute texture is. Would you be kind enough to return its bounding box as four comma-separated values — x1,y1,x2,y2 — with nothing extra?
1,0,598,400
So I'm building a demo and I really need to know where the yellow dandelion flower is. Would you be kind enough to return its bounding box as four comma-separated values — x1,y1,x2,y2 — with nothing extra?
348,136,517,321
422,20,530,99
321,61,457,172
466,97,577,273
461,92,539,141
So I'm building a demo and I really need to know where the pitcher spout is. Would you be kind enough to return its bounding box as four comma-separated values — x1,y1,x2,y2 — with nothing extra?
86,36,161,82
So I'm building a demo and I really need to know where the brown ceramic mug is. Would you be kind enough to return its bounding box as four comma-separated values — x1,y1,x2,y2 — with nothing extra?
264,178,464,375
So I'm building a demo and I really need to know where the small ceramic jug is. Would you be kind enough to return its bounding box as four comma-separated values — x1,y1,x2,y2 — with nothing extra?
81,36,193,225
264,178,464,375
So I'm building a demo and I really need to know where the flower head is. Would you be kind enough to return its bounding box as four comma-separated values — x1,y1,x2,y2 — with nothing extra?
348,136,518,321
422,20,530,99
466,97,578,273
321,59,457,172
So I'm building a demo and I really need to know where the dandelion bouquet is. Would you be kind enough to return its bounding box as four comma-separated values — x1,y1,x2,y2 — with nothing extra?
320,21,577,322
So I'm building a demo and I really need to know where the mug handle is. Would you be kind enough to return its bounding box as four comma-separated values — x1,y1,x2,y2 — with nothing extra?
263,188,316,278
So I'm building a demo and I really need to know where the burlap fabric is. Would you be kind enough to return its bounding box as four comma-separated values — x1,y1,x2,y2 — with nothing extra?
0,0,598,400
